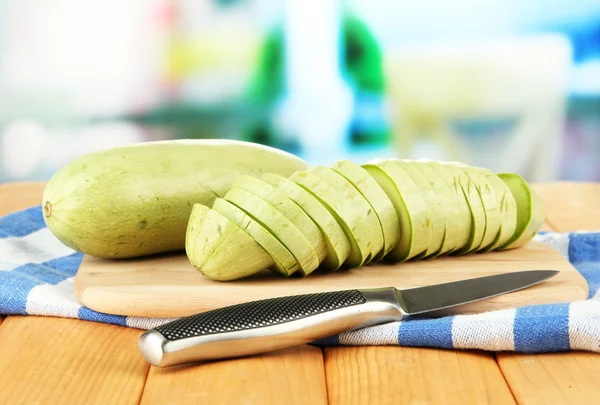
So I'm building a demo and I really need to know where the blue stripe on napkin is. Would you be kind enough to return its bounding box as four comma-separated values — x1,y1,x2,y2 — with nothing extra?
0,271,44,314
513,303,571,353
13,253,82,285
41,253,84,280
78,307,128,327
0,206,45,238
573,262,600,298
569,233,600,297
398,316,455,349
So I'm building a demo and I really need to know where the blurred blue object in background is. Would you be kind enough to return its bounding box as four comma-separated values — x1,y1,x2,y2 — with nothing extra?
0,0,598,182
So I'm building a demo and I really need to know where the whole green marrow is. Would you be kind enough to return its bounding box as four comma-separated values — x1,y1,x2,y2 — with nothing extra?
42,139,309,259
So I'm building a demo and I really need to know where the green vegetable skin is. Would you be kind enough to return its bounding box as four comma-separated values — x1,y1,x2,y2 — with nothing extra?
42,139,309,259
496,173,545,250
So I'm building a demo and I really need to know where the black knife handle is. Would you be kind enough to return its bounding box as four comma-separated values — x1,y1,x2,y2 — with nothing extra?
156,290,366,341
139,288,404,367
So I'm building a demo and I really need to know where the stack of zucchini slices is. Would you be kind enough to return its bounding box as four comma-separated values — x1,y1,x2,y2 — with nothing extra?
186,159,544,281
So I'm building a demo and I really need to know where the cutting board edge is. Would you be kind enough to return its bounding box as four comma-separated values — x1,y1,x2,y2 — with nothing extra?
74,272,589,319
73,242,590,319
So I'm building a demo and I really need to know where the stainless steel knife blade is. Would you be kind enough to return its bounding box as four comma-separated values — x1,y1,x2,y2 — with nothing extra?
138,270,558,367
398,270,559,315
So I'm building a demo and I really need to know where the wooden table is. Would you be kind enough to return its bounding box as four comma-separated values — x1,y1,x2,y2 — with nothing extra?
1,181,599,405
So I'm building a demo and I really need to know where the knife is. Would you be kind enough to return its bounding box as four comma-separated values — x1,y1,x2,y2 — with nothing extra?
138,269,558,367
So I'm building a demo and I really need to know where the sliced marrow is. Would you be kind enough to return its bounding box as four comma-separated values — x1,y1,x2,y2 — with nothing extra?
224,187,320,276
411,160,456,256
212,198,300,277
185,203,273,280
232,174,327,263
308,165,384,263
395,159,446,258
290,171,371,269
441,163,486,254
497,173,545,250
480,171,518,252
261,173,351,271
362,159,431,262
330,159,400,260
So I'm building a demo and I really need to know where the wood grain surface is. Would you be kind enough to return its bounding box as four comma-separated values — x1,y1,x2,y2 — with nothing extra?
324,347,515,405
140,345,328,405
533,182,600,232
1,181,599,405
498,352,600,405
0,316,149,405
0,181,46,216
74,242,587,318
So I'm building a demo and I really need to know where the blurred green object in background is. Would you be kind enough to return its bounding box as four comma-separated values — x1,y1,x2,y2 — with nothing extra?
242,12,391,151
342,15,390,147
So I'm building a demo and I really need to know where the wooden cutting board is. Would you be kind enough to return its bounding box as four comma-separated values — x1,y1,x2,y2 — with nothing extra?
74,241,588,318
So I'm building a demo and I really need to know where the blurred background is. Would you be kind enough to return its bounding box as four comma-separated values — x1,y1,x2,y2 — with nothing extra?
0,0,599,183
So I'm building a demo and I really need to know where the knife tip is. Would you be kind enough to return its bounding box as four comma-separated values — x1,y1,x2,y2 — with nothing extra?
540,269,560,278
521,269,560,284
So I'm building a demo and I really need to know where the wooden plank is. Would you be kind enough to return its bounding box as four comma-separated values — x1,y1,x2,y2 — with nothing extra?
324,347,515,405
498,352,600,405
0,181,46,216
140,345,328,405
0,316,149,405
532,182,600,232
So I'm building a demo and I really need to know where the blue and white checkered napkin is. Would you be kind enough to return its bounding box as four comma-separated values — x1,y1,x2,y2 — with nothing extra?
1,206,599,353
